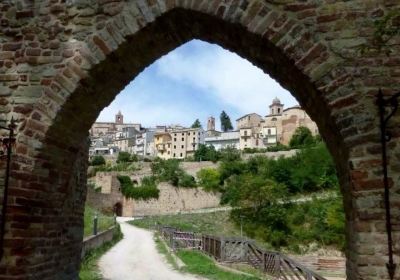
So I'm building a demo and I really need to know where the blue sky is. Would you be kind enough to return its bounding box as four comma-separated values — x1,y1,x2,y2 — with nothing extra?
97,40,298,130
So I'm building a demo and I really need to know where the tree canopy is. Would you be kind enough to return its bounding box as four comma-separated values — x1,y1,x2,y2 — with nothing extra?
220,111,233,132
191,119,202,128
289,126,315,148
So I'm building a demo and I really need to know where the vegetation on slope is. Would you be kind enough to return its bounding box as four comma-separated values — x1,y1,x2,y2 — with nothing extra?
177,250,261,280
83,206,116,238
117,175,159,200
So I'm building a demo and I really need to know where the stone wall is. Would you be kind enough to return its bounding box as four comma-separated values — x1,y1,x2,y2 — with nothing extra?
130,182,220,216
81,226,116,259
87,161,220,216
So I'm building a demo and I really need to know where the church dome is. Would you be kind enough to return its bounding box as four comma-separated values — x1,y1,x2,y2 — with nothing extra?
272,97,281,105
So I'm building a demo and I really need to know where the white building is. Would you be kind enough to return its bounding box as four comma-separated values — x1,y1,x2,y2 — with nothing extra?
205,131,240,150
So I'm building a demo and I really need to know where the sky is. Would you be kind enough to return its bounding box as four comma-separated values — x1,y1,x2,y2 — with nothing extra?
96,39,298,130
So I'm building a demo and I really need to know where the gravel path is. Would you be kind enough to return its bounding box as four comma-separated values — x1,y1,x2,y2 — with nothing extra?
98,221,202,280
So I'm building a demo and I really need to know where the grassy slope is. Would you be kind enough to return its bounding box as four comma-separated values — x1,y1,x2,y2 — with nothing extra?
84,206,115,238
130,211,240,237
177,250,261,280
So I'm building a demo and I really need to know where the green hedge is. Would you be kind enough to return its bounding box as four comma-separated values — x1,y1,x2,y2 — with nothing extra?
117,175,159,200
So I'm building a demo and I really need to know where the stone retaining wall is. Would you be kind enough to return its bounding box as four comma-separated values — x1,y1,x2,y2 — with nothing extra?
81,226,116,259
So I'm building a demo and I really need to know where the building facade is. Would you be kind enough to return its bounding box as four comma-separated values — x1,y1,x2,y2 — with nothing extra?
205,131,240,150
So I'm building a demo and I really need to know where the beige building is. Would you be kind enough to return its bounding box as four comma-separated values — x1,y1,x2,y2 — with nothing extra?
171,128,205,159
236,98,319,149
263,98,318,145
90,111,141,137
154,132,172,160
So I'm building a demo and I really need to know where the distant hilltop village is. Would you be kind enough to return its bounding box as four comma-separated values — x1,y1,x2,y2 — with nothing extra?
89,98,318,159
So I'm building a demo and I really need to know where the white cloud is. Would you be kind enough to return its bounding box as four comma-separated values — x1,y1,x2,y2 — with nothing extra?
155,40,297,116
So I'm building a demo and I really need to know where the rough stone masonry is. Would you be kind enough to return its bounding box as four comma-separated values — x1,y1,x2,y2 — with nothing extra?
0,0,399,279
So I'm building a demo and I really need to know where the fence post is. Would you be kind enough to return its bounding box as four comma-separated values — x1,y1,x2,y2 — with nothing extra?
93,214,98,236
275,253,280,278
220,238,225,262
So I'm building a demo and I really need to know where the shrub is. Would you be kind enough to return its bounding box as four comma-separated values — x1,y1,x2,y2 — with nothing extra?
289,126,315,148
197,168,221,192
117,151,135,163
117,175,159,200
90,155,105,166
178,173,197,188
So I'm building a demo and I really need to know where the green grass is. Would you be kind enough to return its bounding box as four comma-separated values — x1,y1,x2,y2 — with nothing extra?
177,250,261,280
84,206,115,238
130,211,240,237
79,225,123,280
154,234,179,270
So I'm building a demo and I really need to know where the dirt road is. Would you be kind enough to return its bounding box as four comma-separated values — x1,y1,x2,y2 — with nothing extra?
98,220,202,280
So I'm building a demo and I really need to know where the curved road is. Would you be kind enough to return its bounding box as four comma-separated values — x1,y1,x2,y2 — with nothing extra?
99,220,203,280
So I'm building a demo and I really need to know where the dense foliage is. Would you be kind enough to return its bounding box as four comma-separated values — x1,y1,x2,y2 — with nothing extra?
117,175,159,200
230,196,345,252
116,152,138,163
289,127,316,148
194,144,220,162
196,142,345,251
191,119,202,128
151,159,196,188
90,155,106,166
220,110,233,132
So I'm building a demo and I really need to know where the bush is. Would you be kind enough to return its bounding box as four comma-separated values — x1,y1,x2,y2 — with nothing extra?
117,175,159,200
90,155,105,166
289,126,315,148
117,152,137,163
178,173,197,188
197,168,221,192
194,144,220,162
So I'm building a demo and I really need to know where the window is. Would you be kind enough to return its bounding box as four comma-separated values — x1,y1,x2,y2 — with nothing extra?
181,145,184,149
182,138,184,141
174,138,176,141
167,151,170,154
174,133,177,136
173,153,176,157
268,129,271,135
188,132,190,136
278,108,281,113
244,138,247,142
272,117,277,121
174,145,176,149
193,137,195,142
181,133,184,136
180,153,183,157
244,131,247,136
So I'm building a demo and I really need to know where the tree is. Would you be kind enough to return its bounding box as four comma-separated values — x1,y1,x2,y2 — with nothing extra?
117,151,133,163
194,144,219,162
220,111,233,132
197,168,221,192
289,126,315,148
191,119,202,128
90,155,105,166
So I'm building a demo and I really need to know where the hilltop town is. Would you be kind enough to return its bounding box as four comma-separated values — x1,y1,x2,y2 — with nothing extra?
89,98,318,159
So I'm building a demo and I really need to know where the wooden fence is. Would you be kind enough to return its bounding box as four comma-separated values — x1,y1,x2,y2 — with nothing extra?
158,226,327,280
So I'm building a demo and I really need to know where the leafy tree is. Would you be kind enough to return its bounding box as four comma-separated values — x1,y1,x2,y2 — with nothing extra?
289,126,315,148
117,151,133,163
219,146,241,162
197,168,221,192
194,144,219,162
191,119,202,128
90,155,105,166
178,173,197,188
220,111,233,132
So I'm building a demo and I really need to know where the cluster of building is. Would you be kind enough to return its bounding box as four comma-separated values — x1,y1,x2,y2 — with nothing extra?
89,98,318,160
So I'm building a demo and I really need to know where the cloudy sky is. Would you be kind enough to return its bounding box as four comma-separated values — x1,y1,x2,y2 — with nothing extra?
97,39,298,130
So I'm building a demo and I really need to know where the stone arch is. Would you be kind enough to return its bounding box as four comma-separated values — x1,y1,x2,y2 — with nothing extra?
0,1,399,279
114,202,123,217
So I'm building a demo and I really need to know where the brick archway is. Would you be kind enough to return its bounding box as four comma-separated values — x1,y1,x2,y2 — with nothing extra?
0,1,399,279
